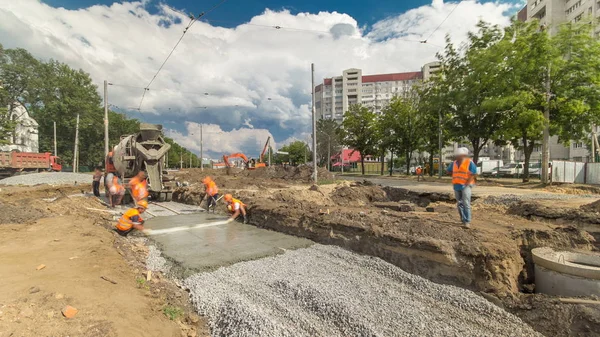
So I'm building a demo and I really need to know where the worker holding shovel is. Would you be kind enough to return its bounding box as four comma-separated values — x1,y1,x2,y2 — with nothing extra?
202,177,219,213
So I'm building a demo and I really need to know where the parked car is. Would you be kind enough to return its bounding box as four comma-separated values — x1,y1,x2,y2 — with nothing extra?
497,163,522,177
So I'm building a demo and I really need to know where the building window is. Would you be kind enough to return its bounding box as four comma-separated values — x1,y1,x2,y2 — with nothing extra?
348,89,357,93
574,142,585,148
566,0,582,15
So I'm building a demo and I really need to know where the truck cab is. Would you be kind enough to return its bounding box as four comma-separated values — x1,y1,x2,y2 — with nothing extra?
49,156,62,172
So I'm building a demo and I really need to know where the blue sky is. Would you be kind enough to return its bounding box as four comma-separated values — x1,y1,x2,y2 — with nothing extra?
3,0,521,158
43,0,451,29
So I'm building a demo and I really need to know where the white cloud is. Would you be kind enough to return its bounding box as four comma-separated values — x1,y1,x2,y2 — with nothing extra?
0,0,517,154
243,118,254,129
166,122,275,159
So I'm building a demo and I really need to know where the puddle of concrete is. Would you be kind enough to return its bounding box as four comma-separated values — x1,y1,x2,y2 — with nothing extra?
145,213,313,272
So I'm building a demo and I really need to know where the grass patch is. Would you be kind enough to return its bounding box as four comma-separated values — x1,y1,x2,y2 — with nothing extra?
163,305,184,321
136,277,149,290
317,179,341,185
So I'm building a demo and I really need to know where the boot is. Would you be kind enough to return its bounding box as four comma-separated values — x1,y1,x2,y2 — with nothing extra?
243,215,248,224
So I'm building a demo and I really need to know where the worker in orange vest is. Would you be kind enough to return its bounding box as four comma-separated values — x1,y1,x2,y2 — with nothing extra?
130,171,148,202
202,177,219,213
224,194,248,224
109,173,125,208
115,200,148,236
416,166,423,181
446,147,477,228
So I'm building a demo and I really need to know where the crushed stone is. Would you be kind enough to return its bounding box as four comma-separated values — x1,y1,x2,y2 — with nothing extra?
0,172,92,186
146,245,171,273
184,244,541,337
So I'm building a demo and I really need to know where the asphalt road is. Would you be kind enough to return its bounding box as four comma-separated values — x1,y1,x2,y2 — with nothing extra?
342,175,595,199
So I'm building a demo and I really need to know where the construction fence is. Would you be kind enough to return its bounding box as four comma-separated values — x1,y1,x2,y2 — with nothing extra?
551,160,600,184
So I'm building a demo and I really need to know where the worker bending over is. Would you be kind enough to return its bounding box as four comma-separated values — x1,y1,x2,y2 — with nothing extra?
109,173,125,208
129,171,148,203
202,177,219,212
115,200,148,236
224,194,248,224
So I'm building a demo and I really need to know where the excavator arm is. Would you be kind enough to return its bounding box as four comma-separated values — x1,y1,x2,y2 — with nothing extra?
259,136,271,164
223,153,249,168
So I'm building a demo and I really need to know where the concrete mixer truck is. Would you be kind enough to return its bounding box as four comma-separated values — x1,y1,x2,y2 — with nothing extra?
110,123,173,201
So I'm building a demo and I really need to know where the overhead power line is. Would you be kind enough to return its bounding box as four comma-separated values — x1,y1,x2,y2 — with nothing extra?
137,0,229,110
421,0,462,44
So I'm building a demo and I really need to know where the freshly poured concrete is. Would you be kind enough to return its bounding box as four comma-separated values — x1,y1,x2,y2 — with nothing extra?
145,213,313,272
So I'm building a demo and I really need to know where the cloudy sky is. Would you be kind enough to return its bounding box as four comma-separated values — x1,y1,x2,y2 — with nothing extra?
0,0,522,158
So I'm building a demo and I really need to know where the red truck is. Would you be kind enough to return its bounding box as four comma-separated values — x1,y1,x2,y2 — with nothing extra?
0,151,62,176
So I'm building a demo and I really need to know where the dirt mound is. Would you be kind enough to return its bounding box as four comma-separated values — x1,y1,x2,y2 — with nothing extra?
331,183,388,206
239,165,334,181
580,199,600,212
0,201,46,224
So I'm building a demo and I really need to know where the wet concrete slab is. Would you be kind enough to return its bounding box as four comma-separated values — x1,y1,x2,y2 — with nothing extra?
145,212,313,272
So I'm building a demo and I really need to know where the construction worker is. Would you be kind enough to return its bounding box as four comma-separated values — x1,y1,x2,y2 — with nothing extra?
202,177,219,212
447,147,477,228
109,173,125,208
416,166,423,182
115,200,148,236
129,171,148,203
224,194,248,224
104,151,116,197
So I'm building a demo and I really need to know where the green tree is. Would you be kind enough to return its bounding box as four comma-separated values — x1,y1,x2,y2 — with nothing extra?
278,140,311,166
382,95,424,175
316,118,342,169
437,21,510,163
339,104,378,175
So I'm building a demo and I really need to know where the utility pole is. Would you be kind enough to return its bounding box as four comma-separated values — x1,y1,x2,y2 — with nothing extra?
327,135,331,171
180,148,183,169
189,150,192,168
541,64,551,184
341,148,344,175
104,80,109,156
438,109,443,178
53,121,57,157
73,114,80,173
200,124,203,171
311,63,318,184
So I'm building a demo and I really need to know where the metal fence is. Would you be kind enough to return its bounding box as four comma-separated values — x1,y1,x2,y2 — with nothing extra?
551,161,600,184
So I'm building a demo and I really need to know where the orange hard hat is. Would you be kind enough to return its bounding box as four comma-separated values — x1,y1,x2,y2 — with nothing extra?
137,200,148,209
224,194,233,202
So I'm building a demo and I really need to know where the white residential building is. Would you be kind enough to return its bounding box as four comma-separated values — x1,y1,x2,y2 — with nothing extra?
314,68,423,121
526,0,600,37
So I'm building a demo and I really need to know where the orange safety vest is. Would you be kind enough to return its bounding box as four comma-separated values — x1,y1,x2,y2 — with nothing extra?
205,181,218,197
416,167,423,175
227,198,246,212
112,176,122,189
133,182,148,200
116,208,143,231
452,159,475,185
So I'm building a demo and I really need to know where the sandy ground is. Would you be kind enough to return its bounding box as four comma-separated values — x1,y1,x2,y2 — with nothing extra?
0,185,208,337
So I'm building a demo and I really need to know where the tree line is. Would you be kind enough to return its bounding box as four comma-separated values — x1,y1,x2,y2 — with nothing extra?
319,19,600,180
0,44,197,170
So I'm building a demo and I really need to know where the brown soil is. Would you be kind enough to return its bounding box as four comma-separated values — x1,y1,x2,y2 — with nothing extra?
172,169,600,337
0,185,208,337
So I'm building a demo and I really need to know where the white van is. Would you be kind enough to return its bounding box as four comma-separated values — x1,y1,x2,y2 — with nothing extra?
477,160,503,176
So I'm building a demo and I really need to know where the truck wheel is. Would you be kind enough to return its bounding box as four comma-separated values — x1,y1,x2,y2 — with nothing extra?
165,192,172,202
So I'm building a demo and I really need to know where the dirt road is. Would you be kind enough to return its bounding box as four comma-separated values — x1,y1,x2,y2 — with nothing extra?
0,185,207,337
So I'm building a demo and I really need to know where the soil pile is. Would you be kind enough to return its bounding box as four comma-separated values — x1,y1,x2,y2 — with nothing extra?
332,183,388,206
580,199,600,213
0,201,46,224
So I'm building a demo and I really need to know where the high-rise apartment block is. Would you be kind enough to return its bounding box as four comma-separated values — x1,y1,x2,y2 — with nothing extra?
526,0,600,36
314,62,440,121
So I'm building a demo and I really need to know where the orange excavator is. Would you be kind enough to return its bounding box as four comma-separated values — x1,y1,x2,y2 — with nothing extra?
222,136,272,170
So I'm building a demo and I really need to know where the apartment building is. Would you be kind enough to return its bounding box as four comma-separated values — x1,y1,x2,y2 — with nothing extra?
314,69,423,121
527,0,600,36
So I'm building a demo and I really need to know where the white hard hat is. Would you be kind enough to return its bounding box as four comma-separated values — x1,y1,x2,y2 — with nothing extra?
455,147,469,156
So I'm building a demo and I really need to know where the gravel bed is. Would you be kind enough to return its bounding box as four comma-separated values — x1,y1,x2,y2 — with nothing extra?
146,245,171,273
482,193,595,206
0,172,92,186
184,245,541,337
